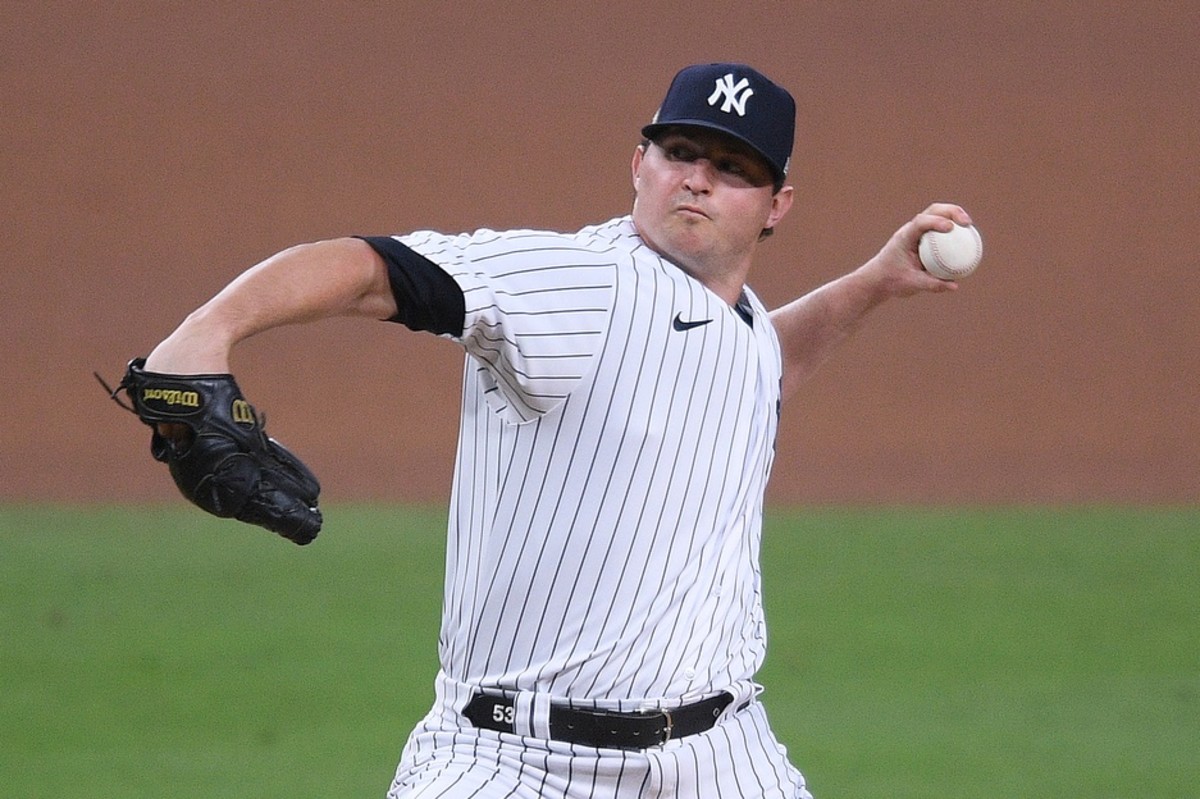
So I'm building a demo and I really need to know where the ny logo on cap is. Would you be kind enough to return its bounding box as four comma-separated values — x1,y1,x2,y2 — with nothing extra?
707,73,754,116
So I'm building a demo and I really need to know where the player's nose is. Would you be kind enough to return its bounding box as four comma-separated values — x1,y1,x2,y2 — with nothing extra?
681,159,714,194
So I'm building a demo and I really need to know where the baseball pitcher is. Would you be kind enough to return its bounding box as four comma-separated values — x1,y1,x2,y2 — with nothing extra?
105,63,970,798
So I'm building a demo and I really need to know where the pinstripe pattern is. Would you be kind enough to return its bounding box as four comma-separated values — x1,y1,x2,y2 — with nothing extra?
389,216,806,797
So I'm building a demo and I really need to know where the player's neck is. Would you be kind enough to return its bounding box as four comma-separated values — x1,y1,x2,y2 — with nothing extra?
671,253,753,306
633,221,752,305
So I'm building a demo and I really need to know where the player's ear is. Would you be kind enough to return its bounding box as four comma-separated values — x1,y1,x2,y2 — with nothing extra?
631,144,646,189
766,185,794,229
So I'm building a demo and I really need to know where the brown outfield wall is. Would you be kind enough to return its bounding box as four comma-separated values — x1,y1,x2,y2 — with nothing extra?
2,3,1197,505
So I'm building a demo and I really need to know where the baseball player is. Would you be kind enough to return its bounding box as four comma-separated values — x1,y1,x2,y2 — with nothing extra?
127,63,968,797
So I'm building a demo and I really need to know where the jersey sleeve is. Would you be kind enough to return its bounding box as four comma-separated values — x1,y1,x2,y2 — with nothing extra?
356,236,466,335
396,228,618,421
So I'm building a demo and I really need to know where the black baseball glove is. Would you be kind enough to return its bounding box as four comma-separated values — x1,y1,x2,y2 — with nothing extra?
99,358,322,544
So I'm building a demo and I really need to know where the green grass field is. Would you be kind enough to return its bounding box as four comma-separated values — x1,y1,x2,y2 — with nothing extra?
1,505,1196,798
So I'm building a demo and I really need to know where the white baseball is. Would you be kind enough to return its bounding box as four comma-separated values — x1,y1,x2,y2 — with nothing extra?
919,222,983,280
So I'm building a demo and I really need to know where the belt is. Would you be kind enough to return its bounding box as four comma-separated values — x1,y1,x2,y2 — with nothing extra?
462,691,735,750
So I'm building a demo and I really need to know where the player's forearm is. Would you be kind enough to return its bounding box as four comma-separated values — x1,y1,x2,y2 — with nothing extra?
772,205,969,398
770,266,892,399
145,238,394,374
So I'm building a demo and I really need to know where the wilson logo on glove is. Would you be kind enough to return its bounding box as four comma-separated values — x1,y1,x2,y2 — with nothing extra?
95,358,322,545
141,386,202,412
231,399,255,425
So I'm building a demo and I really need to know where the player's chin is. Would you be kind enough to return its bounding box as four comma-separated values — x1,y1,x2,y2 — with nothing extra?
668,214,721,242
658,235,710,268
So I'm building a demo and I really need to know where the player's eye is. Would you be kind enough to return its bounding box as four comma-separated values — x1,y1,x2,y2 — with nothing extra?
716,158,746,175
663,143,698,162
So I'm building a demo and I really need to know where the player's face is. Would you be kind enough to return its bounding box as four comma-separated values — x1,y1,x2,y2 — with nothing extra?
631,127,792,300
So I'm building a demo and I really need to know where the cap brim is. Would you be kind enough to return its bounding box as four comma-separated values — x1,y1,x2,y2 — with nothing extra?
641,119,784,183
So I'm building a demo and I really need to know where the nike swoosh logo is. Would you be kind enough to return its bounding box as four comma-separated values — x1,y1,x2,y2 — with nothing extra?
673,313,713,332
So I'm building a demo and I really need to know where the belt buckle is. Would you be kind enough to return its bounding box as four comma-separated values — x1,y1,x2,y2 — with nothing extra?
636,705,673,745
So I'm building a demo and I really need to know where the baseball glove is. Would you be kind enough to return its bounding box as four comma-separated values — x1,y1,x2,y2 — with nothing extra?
99,358,322,544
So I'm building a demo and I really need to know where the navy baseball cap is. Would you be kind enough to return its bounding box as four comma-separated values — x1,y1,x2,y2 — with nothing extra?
642,63,796,184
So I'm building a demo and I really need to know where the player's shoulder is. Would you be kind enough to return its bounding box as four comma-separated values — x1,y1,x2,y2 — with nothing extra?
399,218,638,293
448,217,632,260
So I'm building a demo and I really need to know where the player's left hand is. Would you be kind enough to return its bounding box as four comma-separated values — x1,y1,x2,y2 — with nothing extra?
860,203,973,297
98,358,322,544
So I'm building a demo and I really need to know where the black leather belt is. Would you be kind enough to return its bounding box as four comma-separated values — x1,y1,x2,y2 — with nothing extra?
462,691,735,750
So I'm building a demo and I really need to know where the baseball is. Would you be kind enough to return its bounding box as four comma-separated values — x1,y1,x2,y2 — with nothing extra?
919,222,983,280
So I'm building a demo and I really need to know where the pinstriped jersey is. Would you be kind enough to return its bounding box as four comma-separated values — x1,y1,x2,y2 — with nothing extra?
397,215,782,704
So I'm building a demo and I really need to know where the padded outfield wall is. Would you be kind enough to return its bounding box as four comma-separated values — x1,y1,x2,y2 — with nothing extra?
3,3,1197,504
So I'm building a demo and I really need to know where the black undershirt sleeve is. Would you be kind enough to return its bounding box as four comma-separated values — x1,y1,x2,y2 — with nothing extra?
355,236,466,337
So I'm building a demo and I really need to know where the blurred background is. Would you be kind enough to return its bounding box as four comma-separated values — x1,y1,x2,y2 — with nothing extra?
3,1,1198,505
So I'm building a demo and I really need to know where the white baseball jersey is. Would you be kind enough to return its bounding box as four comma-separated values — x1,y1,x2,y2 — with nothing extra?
402,214,780,699
384,215,809,798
